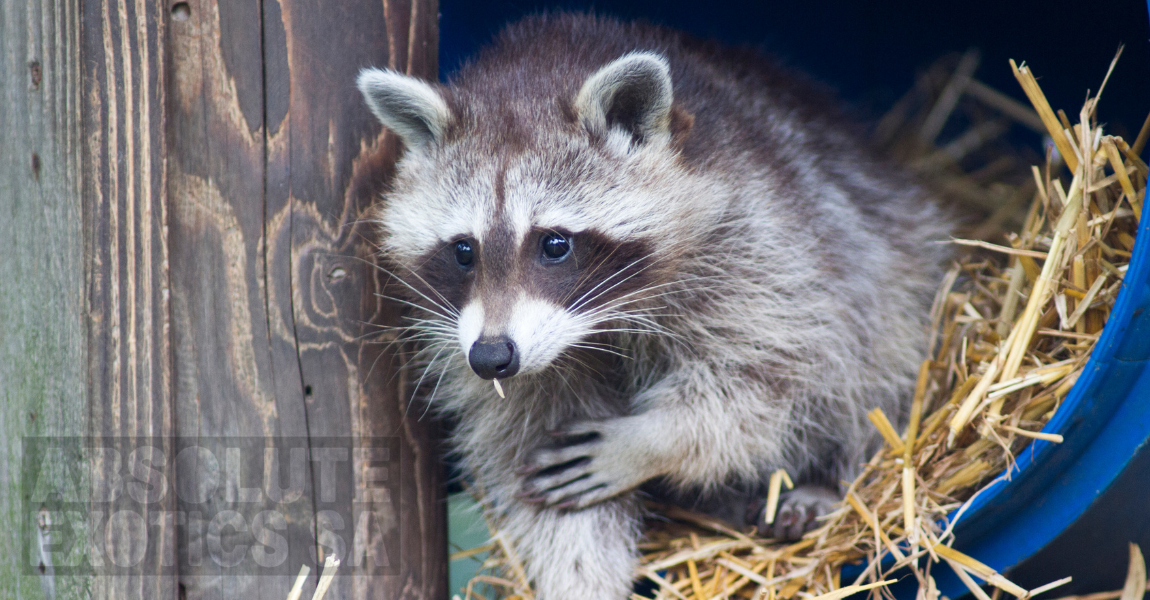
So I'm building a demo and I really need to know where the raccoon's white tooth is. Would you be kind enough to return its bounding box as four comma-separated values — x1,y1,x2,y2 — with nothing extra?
493,378,506,399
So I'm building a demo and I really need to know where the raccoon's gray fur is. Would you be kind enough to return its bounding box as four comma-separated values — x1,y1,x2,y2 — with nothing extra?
358,13,950,600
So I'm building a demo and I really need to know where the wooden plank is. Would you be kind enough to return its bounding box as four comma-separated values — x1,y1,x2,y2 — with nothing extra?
166,0,319,597
269,0,445,597
165,0,445,597
0,0,88,598
80,0,178,598
2,0,443,597
2,0,181,596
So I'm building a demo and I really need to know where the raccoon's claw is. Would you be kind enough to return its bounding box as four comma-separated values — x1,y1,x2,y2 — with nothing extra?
518,419,652,509
519,441,608,509
749,484,840,541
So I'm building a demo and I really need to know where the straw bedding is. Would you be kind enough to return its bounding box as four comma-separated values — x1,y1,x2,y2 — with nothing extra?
452,52,1145,600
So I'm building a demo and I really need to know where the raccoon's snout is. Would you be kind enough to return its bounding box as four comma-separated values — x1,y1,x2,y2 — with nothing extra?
469,337,520,380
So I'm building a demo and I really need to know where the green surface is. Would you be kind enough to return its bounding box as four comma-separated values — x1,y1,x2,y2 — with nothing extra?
1,0,89,598
449,492,491,597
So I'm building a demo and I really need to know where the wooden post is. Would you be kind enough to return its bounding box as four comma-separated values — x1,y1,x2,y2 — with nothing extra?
0,0,444,598
0,1,91,598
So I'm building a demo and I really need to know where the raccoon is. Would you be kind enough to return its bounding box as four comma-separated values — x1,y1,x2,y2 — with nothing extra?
358,13,950,600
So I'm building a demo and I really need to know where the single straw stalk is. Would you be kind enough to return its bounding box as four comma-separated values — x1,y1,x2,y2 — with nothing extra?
764,469,795,525
1011,60,1078,172
903,360,932,537
1000,171,1083,382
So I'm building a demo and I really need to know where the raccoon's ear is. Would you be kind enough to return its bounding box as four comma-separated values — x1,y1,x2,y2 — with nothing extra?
575,52,673,144
357,67,451,151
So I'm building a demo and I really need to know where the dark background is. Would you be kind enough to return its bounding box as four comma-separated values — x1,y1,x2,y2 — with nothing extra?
437,0,1150,595
440,0,1150,141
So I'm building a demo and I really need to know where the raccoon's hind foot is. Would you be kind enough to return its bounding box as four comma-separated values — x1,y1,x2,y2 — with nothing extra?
747,484,840,541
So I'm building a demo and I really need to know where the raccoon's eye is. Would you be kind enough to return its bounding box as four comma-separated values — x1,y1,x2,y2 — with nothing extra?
541,233,571,261
454,240,474,268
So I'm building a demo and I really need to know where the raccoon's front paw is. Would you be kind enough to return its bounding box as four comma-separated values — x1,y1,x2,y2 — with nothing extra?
748,484,840,541
517,419,657,510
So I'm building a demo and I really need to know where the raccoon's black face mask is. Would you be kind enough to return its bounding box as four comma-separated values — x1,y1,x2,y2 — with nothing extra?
359,53,689,381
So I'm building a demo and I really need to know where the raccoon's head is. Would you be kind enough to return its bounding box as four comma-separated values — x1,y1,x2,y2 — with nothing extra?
358,53,706,384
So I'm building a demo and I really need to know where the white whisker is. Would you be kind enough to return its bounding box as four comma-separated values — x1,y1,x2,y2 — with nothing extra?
376,293,459,323
373,262,461,318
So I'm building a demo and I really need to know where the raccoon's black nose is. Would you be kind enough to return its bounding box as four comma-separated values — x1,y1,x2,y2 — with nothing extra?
469,337,520,380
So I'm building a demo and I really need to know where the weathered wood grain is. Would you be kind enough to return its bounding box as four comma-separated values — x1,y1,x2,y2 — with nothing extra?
2,0,443,597
0,0,88,597
2,0,181,597
270,0,445,597
166,0,319,597
166,0,445,597
80,0,179,598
